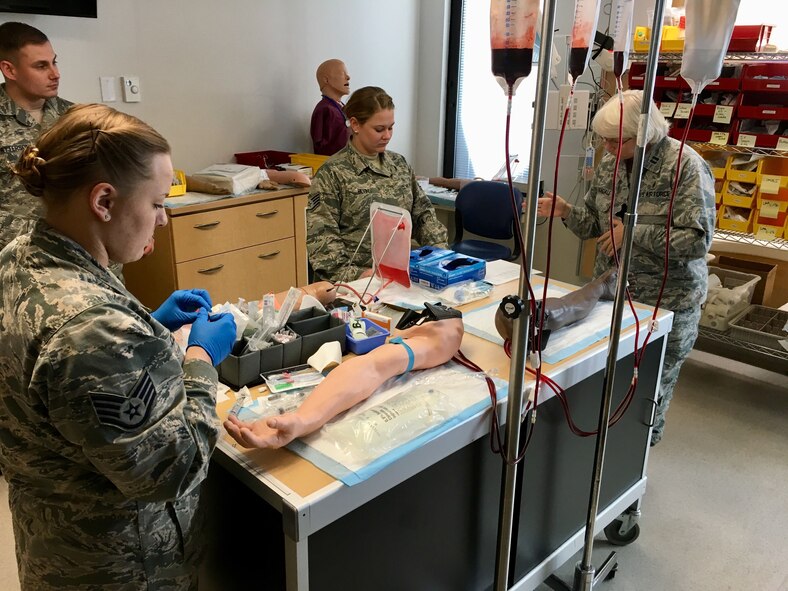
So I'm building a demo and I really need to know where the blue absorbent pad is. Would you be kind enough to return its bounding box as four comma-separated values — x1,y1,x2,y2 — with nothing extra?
286,369,508,486
462,296,652,365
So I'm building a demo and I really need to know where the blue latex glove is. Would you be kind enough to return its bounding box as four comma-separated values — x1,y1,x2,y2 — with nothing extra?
187,310,236,365
152,289,213,331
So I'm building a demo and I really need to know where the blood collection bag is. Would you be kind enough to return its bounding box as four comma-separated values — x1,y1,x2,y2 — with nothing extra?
568,0,601,81
370,202,412,288
611,0,634,78
490,0,541,93
680,0,740,95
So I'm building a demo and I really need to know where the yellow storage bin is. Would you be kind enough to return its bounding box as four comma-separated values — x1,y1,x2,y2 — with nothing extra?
168,169,186,197
756,157,788,192
725,154,761,184
633,27,650,52
718,204,754,233
698,149,728,180
721,180,757,208
756,185,788,218
753,211,786,240
290,153,329,174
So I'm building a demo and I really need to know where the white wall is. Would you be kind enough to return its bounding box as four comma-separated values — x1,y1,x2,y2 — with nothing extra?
1,0,448,173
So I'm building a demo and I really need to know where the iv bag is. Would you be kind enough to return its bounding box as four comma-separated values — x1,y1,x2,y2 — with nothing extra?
680,0,741,95
568,0,601,81
370,202,412,288
611,0,634,77
490,0,541,93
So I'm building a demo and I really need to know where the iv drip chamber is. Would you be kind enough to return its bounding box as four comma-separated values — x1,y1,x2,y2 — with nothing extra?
490,0,541,93
568,0,601,81
611,0,634,77
680,0,741,95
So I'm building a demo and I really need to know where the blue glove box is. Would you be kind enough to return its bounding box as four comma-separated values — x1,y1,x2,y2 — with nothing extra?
409,246,454,282
417,253,486,290
345,317,390,355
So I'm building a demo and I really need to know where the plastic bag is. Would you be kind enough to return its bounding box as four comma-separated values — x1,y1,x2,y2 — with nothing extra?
323,386,455,464
370,202,412,288
680,0,741,94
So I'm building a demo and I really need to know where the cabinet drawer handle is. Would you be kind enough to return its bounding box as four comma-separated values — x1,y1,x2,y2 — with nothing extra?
197,264,224,274
194,221,220,230
256,210,279,218
257,250,280,259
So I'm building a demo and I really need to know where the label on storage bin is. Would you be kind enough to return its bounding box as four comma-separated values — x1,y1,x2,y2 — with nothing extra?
737,134,757,148
760,200,780,218
674,104,692,119
713,105,734,124
760,175,782,195
659,102,677,117
777,137,788,151
710,132,729,146
755,226,777,241
767,83,781,89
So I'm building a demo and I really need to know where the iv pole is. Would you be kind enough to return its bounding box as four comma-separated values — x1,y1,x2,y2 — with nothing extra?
569,1,667,589
493,0,558,588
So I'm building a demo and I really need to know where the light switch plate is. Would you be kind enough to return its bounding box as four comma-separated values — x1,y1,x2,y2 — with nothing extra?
99,76,116,102
121,76,141,102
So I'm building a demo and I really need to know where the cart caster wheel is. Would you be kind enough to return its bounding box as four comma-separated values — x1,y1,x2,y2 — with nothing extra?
604,519,640,546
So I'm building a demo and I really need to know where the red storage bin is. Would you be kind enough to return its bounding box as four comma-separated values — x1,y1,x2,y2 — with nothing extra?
731,119,788,149
234,150,293,169
727,25,773,53
670,119,731,145
737,92,788,120
742,63,788,93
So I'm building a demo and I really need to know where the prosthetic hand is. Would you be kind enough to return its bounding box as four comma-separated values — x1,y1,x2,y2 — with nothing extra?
262,169,312,188
187,309,236,365
299,281,337,306
152,289,213,331
535,192,570,218
495,269,617,341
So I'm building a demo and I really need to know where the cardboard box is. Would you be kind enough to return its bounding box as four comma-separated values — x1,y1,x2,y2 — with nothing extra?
715,255,776,305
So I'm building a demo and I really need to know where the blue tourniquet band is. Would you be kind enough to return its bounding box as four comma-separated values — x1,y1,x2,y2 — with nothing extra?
389,336,415,374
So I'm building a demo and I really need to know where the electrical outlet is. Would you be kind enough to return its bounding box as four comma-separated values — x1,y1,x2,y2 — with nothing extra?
121,76,141,103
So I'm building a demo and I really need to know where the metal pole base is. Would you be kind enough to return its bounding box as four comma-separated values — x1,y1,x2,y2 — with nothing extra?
543,553,619,591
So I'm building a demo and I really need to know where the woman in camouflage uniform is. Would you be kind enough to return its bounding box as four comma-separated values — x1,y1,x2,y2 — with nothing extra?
307,86,448,282
537,90,716,445
0,104,236,589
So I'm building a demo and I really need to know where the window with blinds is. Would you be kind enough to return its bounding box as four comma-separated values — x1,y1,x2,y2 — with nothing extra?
448,1,538,183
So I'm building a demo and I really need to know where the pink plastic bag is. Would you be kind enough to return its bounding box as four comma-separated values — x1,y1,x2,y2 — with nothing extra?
370,202,412,288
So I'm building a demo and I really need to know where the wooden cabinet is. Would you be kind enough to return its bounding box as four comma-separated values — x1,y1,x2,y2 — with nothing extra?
124,188,308,308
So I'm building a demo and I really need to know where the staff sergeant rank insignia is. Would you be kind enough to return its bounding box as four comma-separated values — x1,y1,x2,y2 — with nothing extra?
89,370,157,430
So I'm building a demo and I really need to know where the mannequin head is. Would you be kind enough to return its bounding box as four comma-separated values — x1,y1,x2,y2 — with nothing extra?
345,86,395,156
316,59,350,102
0,22,60,111
592,90,670,159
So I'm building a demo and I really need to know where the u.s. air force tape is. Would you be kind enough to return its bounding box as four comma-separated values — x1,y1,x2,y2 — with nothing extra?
89,370,157,430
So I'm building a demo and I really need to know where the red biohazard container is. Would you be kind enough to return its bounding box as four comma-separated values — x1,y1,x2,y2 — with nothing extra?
234,150,293,169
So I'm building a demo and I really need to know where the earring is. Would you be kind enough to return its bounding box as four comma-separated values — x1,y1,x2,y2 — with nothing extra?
104,214,111,221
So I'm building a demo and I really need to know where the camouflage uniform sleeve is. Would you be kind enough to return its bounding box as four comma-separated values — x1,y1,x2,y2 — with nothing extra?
409,171,448,248
564,185,604,240
306,166,361,281
41,303,219,502
632,155,715,260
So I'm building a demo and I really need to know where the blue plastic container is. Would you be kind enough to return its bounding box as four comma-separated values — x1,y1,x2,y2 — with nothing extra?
417,252,487,289
409,246,454,282
345,317,390,355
